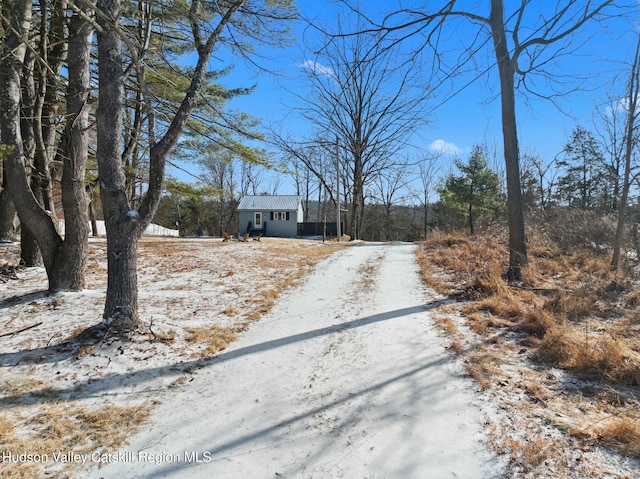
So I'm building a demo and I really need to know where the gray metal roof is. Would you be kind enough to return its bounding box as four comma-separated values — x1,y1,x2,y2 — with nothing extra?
237,195,302,211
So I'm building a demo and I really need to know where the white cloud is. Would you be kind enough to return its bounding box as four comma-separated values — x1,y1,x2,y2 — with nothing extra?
604,94,640,117
428,139,461,155
297,59,335,78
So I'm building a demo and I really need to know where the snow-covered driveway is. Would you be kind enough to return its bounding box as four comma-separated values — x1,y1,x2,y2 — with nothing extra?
87,243,501,479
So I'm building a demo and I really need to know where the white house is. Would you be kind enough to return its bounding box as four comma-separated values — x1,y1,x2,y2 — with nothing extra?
237,195,304,238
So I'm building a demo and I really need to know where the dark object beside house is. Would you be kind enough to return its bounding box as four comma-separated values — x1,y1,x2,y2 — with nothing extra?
247,221,266,237
297,222,344,237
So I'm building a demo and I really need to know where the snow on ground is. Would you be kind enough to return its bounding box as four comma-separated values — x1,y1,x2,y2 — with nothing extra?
83,242,503,479
55,220,180,237
3,237,640,479
0,237,335,478
1,238,504,478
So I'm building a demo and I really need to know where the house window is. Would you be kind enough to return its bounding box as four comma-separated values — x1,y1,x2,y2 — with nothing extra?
270,211,290,221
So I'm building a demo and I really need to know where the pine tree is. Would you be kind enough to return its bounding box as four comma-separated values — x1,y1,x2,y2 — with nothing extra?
555,126,609,210
438,145,504,235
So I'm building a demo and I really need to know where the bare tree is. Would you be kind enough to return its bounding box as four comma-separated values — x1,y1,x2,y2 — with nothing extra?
611,31,640,272
520,151,556,212
286,12,429,240
270,137,339,205
368,161,412,240
595,107,625,211
199,151,240,235
355,0,635,279
410,154,441,239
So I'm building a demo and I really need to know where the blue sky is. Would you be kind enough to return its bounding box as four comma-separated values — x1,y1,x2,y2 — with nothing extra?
169,0,638,195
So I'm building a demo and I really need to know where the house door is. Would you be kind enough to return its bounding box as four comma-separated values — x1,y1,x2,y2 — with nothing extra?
254,212,262,229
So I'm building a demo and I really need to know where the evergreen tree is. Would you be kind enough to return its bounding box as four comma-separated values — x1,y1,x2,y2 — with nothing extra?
155,179,219,236
438,145,504,235
555,126,610,210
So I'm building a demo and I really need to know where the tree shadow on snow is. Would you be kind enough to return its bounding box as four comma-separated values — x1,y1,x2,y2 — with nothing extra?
0,289,51,310
0,299,448,407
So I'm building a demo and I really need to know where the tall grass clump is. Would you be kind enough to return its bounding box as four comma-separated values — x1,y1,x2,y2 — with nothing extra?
417,217,640,468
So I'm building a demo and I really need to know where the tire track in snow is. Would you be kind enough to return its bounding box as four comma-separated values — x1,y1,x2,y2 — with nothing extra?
86,243,503,479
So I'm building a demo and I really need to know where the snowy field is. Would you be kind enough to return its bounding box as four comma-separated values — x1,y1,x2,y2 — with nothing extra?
2,237,638,478
83,242,502,478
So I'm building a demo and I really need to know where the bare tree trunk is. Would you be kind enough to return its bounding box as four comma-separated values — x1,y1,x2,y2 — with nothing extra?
52,4,93,290
489,0,527,281
0,0,62,273
1,0,91,292
89,200,99,237
0,186,16,242
95,0,246,334
351,155,364,240
611,32,640,273
96,0,144,331
103,227,141,329
20,35,43,266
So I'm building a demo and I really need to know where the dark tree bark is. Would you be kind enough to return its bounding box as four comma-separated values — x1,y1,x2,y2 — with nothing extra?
1,0,92,292
0,201,16,241
488,0,527,280
89,199,99,237
53,2,93,290
351,155,364,240
0,167,17,242
20,42,43,265
95,0,140,330
95,0,245,334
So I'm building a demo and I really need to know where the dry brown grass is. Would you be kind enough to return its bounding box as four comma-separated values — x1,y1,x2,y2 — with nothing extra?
518,309,558,338
543,288,602,322
418,229,640,386
79,404,152,447
75,344,95,359
448,340,464,355
416,226,640,473
0,403,151,478
465,346,505,390
520,380,553,404
150,327,176,344
434,316,458,336
596,418,640,457
0,464,41,479
186,325,238,358
2,377,46,397
536,325,640,385
489,426,554,474
420,231,508,288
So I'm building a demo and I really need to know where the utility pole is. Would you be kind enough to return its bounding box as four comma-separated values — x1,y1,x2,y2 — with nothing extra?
336,136,341,242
